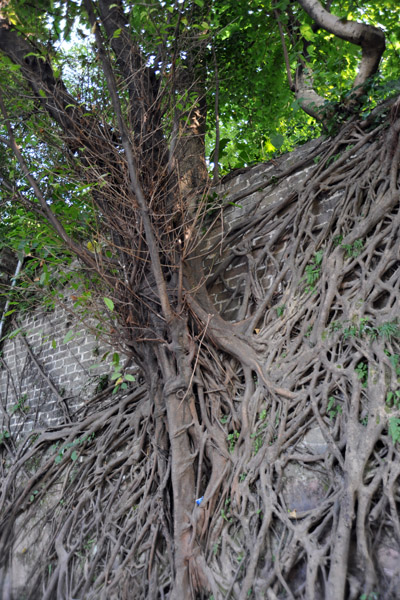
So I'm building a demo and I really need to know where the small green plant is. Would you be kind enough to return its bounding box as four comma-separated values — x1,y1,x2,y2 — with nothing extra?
83,537,96,552
227,430,240,453
250,431,264,454
220,414,229,424
329,320,342,333
388,417,400,444
250,409,268,454
377,321,400,340
95,373,109,393
341,238,364,259
343,323,358,339
53,432,95,464
358,317,374,337
386,390,400,409
355,361,368,387
327,396,342,419
91,352,136,394
212,537,221,556
29,490,39,502
333,234,343,247
221,498,232,522
332,317,399,342
276,304,285,317
305,325,313,338
343,317,374,340
325,151,341,166
385,351,400,378
109,352,136,394
302,250,323,294
9,394,29,415
0,430,10,446
359,592,378,600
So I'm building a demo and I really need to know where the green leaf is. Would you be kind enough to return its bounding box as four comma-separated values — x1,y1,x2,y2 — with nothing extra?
39,267,49,285
112,28,122,38
270,134,284,150
71,450,78,461
8,327,22,340
63,330,75,344
314,250,324,265
300,24,314,41
104,297,114,311
389,417,400,444
124,374,136,382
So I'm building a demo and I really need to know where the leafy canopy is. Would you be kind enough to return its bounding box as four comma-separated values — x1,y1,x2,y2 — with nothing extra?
0,0,399,257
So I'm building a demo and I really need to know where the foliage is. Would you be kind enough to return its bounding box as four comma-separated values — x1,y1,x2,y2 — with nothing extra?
51,432,95,465
327,396,342,419
0,430,10,445
388,417,400,445
9,394,29,415
302,249,323,293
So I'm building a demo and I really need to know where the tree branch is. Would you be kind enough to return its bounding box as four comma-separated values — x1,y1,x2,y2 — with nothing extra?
0,89,98,272
274,9,294,92
297,0,385,113
83,0,173,321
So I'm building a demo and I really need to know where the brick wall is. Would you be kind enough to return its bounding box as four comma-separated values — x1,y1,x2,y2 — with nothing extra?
0,304,120,436
203,136,326,320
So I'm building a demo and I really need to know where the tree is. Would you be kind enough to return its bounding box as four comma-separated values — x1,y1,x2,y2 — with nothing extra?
0,1,400,598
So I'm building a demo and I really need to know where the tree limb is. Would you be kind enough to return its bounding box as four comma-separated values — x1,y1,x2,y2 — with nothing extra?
295,0,386,119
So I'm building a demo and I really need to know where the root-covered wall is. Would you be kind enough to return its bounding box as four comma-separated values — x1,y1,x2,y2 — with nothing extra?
1,114,400,599
0,137,321,436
